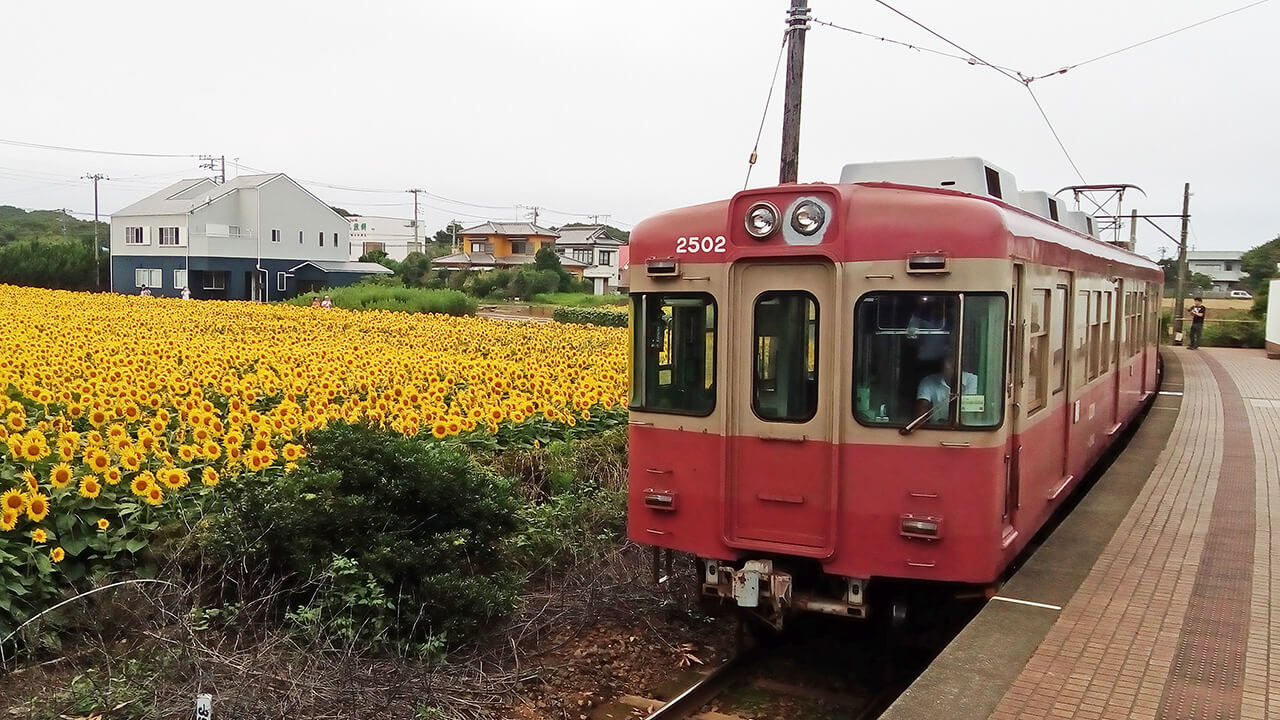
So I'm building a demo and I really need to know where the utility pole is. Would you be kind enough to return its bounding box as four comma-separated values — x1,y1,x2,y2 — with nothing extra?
520,204,541,226
1173,182,1191,343
199,155,226,183
1128,209,1137,251
779,0,810,184
83,173,108,290
406,188,423,252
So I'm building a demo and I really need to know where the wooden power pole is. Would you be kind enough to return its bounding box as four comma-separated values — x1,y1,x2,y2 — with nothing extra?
1172,182,1191,342
406,188,423,253
779,0,810,184
83,172,108,289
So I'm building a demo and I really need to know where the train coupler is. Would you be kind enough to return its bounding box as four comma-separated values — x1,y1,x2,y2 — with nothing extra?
703,559,792,616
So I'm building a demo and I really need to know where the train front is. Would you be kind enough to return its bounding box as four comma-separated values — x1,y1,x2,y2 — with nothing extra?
626,182,1015,627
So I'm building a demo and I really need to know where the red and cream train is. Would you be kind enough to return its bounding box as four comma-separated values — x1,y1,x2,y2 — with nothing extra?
626,157,1162,626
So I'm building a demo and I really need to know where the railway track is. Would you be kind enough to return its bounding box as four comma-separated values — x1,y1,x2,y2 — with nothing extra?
601,614,947,720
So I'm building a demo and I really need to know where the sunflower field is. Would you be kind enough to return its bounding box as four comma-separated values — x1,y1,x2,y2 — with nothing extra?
0,284,628,640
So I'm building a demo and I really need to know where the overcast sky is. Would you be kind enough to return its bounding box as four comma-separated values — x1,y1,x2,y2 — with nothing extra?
2,0,1275,259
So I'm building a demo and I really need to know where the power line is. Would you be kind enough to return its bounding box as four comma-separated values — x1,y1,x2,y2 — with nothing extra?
869,0,1026,85
0,137,200,159
744,30,790,189
1024,85,1087,184
1027,0,1273,82
811,18,1019,72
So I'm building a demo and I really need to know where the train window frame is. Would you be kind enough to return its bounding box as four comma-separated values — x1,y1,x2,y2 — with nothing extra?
1051,285,1068,394
1027,289,1050,414
750,290,820,424
851,291,1008,431
630,292,718,417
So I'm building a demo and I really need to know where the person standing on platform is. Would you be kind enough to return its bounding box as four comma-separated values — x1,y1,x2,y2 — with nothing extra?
1188,295,1206,349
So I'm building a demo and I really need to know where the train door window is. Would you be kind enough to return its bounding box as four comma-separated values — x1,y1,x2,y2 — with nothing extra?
630,293,717,415
1103,291,1114,369
959,294,1008,428
1089,290,1102,380
1051,285,1068,394
1075,291,1090,388
752,291,818,422
1027,289,1049,413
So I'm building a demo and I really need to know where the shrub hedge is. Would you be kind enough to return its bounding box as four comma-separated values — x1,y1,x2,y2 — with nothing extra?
552,306,628,327
288,285,476,316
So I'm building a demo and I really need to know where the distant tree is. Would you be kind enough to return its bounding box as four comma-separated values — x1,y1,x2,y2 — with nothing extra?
1189,272,1214,291
1240,234,1280,294
432,221,465,246
330,206,354,217
399,252,434,287
534,247,579,292
0,206,106,288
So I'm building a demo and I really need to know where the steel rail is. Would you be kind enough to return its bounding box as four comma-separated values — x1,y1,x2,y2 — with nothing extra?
642,647,762,720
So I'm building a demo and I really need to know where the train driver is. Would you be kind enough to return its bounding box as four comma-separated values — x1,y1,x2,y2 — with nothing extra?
916,354,977,424
905,295,950,363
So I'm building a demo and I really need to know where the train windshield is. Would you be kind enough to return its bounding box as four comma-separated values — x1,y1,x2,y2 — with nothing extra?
853,292,1006,429
630,293,717,415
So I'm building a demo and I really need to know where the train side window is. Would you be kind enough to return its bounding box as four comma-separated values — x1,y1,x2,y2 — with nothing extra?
1101,291,1113,370
630,293,716,416
1027,289,1049,413
1051,285,1067,393
853,292,1004,429
958,294,1007,428
752,291,818,422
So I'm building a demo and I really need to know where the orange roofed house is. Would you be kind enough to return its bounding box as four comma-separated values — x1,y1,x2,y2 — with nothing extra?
431,221,587,277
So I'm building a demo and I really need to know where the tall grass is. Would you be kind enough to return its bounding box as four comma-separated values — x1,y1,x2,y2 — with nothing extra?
530,292,627,307
288,286,477,316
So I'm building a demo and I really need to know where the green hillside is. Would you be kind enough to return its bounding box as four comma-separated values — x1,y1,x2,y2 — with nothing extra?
0,205,109,290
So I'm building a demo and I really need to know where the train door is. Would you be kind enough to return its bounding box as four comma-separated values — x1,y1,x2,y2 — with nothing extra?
1053,275,1071,483
1004,265,1024,532
724,262,838,554
1110,280,1124,432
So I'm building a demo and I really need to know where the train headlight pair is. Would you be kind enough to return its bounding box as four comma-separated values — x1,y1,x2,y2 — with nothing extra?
744,200,826,239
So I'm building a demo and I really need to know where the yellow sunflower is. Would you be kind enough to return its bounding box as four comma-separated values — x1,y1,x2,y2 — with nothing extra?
51,546,65,563
49,463,74,490
32,527,48,543
26,492,49,522
144,485,164,506
97,518,110,531
1,488,27,515
0,510,17,532
79,476,102,499
201,467,219,487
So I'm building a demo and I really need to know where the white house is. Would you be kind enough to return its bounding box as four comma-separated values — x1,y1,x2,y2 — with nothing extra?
1186,250,1246,293
554,225,627,294
110,174,391,300
347,215,423,261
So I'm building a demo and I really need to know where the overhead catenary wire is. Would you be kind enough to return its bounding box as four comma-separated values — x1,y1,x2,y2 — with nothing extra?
811,18,1021,74
1027,0,1273,82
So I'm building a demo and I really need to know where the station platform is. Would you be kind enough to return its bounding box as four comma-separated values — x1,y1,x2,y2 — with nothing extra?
883,347,1280,720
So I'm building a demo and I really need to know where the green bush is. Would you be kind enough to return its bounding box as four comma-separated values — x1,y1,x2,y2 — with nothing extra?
194,423,520,647
552,306,628,327
532,292,628,307
288,285,476,316
1200,319,1264,348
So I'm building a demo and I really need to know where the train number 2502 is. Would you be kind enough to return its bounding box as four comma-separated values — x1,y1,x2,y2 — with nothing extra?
676,236,727,253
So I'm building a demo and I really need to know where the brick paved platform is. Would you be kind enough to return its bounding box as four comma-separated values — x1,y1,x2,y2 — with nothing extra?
883,347,1280,720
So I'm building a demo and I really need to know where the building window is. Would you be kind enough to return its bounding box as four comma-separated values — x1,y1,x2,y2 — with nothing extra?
202,271,226,291
229,225,241,237
363,242,385,256
299,231,303,244
277,272,287,292
271,229,281,243
174,269,188,290
158,227,181,246
319,231,324,247
470,241,492,254
599,250,614,266
509,238,529,254
124,226,146,245
135,268,162,288
573,248,592,264
333,232,338,247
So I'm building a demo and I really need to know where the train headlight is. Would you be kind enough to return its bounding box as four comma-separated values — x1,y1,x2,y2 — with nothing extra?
790,200,826,235
745,202,780,239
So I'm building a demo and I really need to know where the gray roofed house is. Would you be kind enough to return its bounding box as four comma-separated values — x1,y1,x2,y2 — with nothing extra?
1186,250,1246,293
553,225,627,295
110,173,385,301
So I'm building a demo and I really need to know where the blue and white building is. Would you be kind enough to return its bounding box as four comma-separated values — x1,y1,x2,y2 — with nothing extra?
110,174,391,300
